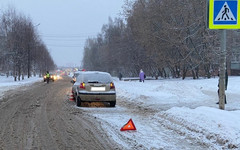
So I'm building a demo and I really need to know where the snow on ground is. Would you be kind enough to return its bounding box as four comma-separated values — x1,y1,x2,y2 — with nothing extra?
81,76,240,149
0,76,42,98
116,77,240,110
1,75,240,149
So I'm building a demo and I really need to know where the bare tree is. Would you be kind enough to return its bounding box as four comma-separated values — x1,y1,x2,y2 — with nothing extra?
82,0,237,79
0,7,56,80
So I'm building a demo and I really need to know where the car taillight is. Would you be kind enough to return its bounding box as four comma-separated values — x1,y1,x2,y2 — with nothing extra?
110,82,115,89
80,82,85,89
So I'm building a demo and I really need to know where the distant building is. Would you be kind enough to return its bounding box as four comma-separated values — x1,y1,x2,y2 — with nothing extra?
230,31,240,76
231,48,240,75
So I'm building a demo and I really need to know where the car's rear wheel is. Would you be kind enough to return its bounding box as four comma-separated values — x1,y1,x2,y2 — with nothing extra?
76,97,81,107
110,101,116,107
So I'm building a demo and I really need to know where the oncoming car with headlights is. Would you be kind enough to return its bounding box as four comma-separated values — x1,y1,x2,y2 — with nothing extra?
71,71,116,107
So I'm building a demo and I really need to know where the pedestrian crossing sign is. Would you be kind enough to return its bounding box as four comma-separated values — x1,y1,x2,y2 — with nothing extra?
209,0,240,29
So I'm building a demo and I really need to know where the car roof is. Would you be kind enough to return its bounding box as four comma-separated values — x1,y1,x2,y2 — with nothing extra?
74,71,82,74
80,71,111,77
80,71,110,75
73,71,83,77
76,71,112,82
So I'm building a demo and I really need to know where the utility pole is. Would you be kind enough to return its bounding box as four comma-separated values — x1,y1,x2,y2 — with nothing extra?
219,30,226,110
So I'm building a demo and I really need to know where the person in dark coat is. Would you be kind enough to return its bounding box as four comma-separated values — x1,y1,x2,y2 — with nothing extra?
225,70,228,90
118,72,122,81
216,70,228,104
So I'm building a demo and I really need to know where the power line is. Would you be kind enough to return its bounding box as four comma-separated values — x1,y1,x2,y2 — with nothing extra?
42,35,96,38
44,38,87,41
46,44,84,48
39,33,97,38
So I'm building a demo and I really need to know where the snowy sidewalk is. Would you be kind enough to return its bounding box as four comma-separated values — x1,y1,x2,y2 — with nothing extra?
0,76,42,97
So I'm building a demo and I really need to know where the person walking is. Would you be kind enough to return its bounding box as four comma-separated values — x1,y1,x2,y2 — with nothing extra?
216,70,228,104
139,69,145,82
46,71,50,84
118,72,123,81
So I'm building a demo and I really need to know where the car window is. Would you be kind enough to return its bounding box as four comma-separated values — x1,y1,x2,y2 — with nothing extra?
78,73,112,83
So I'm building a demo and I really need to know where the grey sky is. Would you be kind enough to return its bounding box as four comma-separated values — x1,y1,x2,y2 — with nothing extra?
0,0,125,67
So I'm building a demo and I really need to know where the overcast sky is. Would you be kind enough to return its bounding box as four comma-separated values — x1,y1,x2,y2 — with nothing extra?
0,0,125,67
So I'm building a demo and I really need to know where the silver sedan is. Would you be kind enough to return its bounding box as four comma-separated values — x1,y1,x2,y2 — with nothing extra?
72,71,116,107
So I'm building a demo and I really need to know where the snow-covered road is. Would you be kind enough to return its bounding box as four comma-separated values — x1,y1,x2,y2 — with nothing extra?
0,76,240,149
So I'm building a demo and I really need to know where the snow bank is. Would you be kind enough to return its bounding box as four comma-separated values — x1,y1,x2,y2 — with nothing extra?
0,76,42,98
157,106,240,149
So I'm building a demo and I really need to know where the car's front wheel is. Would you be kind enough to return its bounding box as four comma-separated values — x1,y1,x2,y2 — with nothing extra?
76,97,82,107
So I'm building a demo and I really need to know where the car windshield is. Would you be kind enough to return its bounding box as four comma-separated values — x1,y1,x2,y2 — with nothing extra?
81,73,112,83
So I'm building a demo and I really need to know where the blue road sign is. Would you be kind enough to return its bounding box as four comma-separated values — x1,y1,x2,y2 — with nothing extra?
209,0,240,29
214,1,237,25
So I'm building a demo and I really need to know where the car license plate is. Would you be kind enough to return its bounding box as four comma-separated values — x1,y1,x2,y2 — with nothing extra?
91,87,105,91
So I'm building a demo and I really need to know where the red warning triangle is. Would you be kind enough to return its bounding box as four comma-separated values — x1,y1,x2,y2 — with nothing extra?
120,119,136,131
